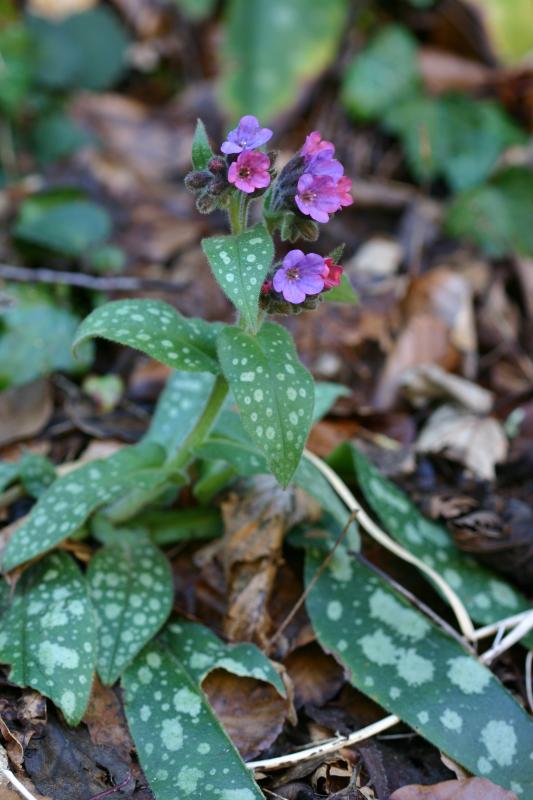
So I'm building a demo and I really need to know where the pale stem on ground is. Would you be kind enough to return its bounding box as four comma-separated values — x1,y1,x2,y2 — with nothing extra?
0,769,39,800
246,714,400,772
480,610,533,665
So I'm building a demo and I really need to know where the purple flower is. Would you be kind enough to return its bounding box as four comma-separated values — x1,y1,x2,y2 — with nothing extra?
305,151,344,180
300,131,335,160
221,115,273,155
273,250,326,304
295,173,341,223
228,150,271,194
335,176,353,207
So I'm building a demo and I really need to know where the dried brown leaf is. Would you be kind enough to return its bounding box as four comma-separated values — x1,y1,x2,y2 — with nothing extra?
0,379,53,448
284,643,345,710
390,777,517,800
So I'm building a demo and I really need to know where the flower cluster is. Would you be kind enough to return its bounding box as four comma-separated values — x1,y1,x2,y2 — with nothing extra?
185,115,353,309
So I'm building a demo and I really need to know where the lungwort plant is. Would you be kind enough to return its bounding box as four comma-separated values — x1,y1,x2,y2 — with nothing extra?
1,118,533,799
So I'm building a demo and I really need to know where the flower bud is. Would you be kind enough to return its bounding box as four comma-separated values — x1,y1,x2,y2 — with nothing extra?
196,190,217,214
207,156,227,175
184,170,212,192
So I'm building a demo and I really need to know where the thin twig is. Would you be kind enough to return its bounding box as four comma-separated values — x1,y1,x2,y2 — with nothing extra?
355,552,476,654
0,768,39,800
88,772,132,800
525,651,533,714
480,611,533,665
246,715,400,772
470,610,533,642
0,263,188,294
267,510,358,650
303,450,476,641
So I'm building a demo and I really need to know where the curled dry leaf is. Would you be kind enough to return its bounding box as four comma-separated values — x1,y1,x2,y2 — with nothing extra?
390,777,518,800
400,365,493,413
415,404,508,480
202,668,292,761
284,643,345,710
0,379,53,448
218,476,318,646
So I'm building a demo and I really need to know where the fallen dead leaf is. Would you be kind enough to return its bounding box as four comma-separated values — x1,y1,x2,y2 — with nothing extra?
419,47,491,94
83,678,132,760
400,364,493,413
415,404,508,480
0,379,53,448
390,776,517,800
202,668,292,760
284,643,345,710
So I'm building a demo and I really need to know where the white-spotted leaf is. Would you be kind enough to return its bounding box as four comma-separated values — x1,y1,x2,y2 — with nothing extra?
305,544,533,794
202,223,274,333
0,454,55,497
217,322,314,486
73,299,221,374
122,620,285,800
2,443,168,571
88,539,173,685
0,579,9,618
145,370,217,454
0,552,95,724
0,462,19,493
332,444,533,648
192,118,214,169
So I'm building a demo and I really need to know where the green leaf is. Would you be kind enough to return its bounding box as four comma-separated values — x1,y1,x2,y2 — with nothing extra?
87,539,173,685
138,507,223,546
446,167,533,257
30,6,130,91
191,118,214,169
202,223,274,333
0,578,10,618
217,323,314,486
0,462,19,493
0,552,95,724
15,191,111,257
32,112,93,164
18,452,56,497
306,545,533,793
313,381,350,422
2,443,168,571
386,94,524,191
342,25,420,121
122,620,284,800
331,444,533,649
145,371,217,454
221,0,348,121
323,273,359,305
73,300,221,374
172,0,217,21
0,286,93,388
0,21,34,117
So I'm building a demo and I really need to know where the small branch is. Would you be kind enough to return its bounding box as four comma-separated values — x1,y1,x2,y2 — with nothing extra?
303,450,476,641
0,768,39,800
0,263,188,294
480,610,533,665
246,715,400,772
267,510,358,650
470,610,533,642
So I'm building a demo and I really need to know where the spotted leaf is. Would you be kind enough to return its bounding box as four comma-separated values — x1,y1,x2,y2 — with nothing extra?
0,462,19,493
2,443,168,571
0,454,55,498
73,299,221,374
145,370,217,454
217,322,314,487
306,541,533,795
87,538,173,685
122,620,285,800
0,552,95,724
331,444,533,648
0,579,9,618
202,223,274,333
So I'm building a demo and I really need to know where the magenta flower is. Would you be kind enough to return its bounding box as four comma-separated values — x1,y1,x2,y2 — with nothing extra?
322,258,343,289
221,115,273,155
295,173,340,223
336,175,353,207
301,131,335,160
273,250,325,304
228,151,271,194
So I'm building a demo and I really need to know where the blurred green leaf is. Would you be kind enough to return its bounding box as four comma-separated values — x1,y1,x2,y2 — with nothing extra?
0,21,34,116
172,0,217,21
191,118,214,169
470,0,533,63
323,274,359,305
342,25,420,120
0,286,93,388
31,112,93,164
386,94,524,190
29,6,130,92
221,0,348,121
15,190,111,257
446,167,533,256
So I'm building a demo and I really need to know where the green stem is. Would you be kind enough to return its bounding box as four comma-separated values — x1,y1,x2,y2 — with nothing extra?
228,194,242,235
168,374,229,471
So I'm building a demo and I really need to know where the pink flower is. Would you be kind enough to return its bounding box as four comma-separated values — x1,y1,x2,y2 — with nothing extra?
301,131,335,160
336,175,353,207
322,258,343,289
295,173,340,223
221,115,273,155
273,250,325,304
228,151,271,194
306,151,344,180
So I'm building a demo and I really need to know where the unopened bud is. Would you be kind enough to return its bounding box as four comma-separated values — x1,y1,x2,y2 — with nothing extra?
196,190,217,214
185,170,212,192
207,156,227,175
